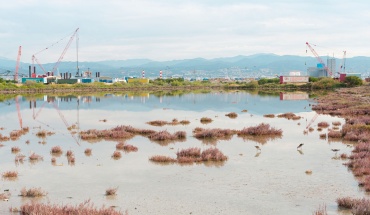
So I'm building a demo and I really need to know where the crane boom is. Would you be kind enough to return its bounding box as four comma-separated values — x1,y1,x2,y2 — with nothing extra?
52,102,80,146
339,51,346,74
51,28,79,74
306,42,332,77
14,46,22,82
32,55,47,74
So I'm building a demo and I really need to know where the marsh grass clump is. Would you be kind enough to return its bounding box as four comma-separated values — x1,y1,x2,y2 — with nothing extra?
179,120,190,125
15,154,26,164
237,123,282,136
20,187,47,197
263,114,275,118
29,153,43,161
337,197,370,214
2,171,18,178
332,121,342,126
147,120,167,126
105,187,118,196
84,148,92,156
123,144,138,152
148,130,187,143
193,128,235,141
11,146,20,153
112,151,122,159
308,127,315,132
225,112,238,118
149,155,177,163
200,117,213,124
0,192,10,200
51,157,56,164
116,142,125,150
16,199,123,215
328,130,342,139
319,133,327,139
50,146,63,155
36,130,55,138
277,112,301,120
66,150,74,157
176,147,201,159
317,122,330,128
201,148,228,162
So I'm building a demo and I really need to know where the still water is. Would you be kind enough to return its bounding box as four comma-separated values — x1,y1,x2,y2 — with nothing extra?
0,90,363,214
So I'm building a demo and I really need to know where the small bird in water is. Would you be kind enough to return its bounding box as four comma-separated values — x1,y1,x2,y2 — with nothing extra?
297,143,304,150
255,146,261,151
331,149,340,152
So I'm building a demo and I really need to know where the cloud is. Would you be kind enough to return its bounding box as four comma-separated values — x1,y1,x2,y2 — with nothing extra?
0,0,370,63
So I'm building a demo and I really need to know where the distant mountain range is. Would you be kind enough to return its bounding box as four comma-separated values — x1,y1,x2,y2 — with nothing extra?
1,54,370,79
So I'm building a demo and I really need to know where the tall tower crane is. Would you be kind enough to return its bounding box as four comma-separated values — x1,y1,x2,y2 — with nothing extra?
306,42,332,77
14,46,22,82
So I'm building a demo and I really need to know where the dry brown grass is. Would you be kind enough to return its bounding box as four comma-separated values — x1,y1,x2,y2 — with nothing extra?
50,146,63,155
147,120,167,126
149,155,177,163
36,130,55,137
332,121,342,126
277,112,301,120
105,187,118,196
84,148,92,156
0,192,10,200
237,123,282,136
13,199,123,215
29,153,43,161
2,171,18,178
225,112,238,118
312,204,327,215
200,117,213,124
263,114,275,118
116,142,125,150
20,187,47,197
112,151,122,159
123,144,138,152
317,121,330,128
11,146,20,153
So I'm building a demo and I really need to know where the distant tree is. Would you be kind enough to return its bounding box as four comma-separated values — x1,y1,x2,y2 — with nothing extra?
344,76,363,87
309,77,319,82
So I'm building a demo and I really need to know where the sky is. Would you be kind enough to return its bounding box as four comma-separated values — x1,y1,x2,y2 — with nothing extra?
1,0,370,63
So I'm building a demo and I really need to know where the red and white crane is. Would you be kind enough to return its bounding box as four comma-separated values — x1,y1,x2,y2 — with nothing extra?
31,28,79,76
14,46,21,82
306,42,332,77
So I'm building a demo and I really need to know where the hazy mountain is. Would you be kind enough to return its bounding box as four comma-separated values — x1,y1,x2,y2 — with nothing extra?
1,54,370,79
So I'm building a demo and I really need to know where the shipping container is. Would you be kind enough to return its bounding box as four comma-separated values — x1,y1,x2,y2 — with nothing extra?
21,77,44,83
279,76,309,84
56,79,78,84
81,78,93,83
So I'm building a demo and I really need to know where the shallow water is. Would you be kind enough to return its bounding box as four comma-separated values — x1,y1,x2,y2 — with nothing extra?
0,91,364,214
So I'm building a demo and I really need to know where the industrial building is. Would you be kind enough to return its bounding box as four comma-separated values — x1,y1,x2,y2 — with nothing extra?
307,58,336,77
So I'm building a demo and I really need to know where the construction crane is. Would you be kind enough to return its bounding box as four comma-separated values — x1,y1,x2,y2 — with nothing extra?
51,28,79,74
14,46,21,82
339,51,346,74
306,42,332,77
31,28,79,77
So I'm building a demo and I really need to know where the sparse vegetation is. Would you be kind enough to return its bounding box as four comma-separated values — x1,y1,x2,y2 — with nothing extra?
237,123,282,136
84,148,92,156
51,146,63,155
225,112,238,118
11,199,123,215
2,171,18,178
200,117,213,124
277,112,301,120
149,155,177,163
29,153,43,161
11,146,20,153
312,204,327,215
112,151,122,159
263,114,275,118
36,130,55,137
20,187,47,197
105,187,118,196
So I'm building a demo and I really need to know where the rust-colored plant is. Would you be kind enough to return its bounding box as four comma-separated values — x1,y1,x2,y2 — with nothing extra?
11,147,20,153
225,112,238,118
200,117,213,124
84,148,92,156
149,155,176,163
112,151,122,159
51,146,63,155
263,114,275,118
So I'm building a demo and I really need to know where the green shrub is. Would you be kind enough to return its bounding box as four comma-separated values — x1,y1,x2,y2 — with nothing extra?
344,76,363,87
